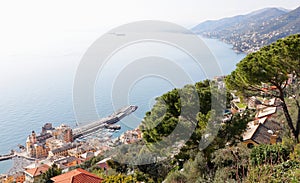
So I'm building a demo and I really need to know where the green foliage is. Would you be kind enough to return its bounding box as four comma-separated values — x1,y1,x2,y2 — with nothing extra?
165,152,209,183
140,80,213,144
226,34,300,141
97,171,155,183
180,152,209,182
134,171,155,183
102,174,137,183
214,109,254,147
246,160,300,183
165,142,300,183
290,143,300,161
212,145,251,181
103,35,300,182
250,144,291,166
38,164,62,183
164,170,188,183
133,78,251,182
135,159,173,182
226,34,300,93
166,145,251,183
105,145,172,182
73,155,104,172
107,159,128,174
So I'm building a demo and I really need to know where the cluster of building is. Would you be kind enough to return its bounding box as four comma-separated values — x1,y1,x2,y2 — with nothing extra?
2,77,294,182
203,26,296,54
118,128,142,144
241,98,282,148
226,73,298,148
26,123,73,159
0,121,143,183
222,91,283,148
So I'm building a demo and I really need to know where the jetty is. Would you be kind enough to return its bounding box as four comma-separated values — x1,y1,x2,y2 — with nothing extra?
0,154,15,161
0,105,138,162
73,105,137,139
0,151,36,162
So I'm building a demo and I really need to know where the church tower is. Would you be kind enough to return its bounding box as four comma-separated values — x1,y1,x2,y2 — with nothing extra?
31,131,37,144
26,135,31,154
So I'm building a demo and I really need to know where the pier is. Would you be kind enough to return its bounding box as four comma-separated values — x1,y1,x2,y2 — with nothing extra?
73,105,137,138
0,154,15,161
0,152,37,162
0,105,138,162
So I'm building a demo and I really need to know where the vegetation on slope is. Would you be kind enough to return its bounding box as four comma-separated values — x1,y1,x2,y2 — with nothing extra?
226,34,300,142
60,34,300,183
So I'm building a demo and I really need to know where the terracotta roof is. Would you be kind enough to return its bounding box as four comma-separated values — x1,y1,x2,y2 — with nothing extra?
24,164,50,177
51,168,103,183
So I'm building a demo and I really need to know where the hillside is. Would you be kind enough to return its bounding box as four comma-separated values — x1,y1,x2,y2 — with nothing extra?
192,6,300,53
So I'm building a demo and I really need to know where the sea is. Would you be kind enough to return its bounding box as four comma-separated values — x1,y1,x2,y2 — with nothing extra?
0,36,246,174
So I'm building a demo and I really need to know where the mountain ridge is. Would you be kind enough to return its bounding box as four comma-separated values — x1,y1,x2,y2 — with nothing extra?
192,6,300,53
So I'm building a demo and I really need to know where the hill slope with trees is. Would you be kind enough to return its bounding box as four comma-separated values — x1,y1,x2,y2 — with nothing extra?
67,34,300,182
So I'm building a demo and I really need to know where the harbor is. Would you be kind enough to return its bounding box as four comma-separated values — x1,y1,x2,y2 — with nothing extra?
0,105,138,176
73,105,137,138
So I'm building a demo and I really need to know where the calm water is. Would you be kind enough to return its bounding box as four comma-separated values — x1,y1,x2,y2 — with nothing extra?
0,36,245,173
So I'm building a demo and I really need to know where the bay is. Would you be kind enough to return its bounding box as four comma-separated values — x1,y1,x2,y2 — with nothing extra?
0,36,246,174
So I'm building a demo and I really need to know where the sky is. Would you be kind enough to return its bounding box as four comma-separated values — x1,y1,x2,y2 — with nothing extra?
0,0,299,57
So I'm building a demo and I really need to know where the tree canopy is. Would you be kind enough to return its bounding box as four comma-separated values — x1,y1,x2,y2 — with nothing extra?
226,34,300,141
39,164,62,183
69,34,300,182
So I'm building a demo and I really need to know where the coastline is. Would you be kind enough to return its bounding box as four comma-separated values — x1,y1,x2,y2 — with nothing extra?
0,106,137,175
0,36,246,175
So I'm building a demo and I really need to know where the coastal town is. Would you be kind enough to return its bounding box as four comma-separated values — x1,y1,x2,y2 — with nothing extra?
0,0,299,182
0,74,294,182
193,7,300,54
0,106,142,183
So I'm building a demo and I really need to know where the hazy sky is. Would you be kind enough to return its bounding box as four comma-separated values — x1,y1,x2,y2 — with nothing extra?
0,0,299,57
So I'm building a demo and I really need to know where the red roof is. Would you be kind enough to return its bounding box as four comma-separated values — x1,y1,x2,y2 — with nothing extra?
24,164,50,177
51,168,103,183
